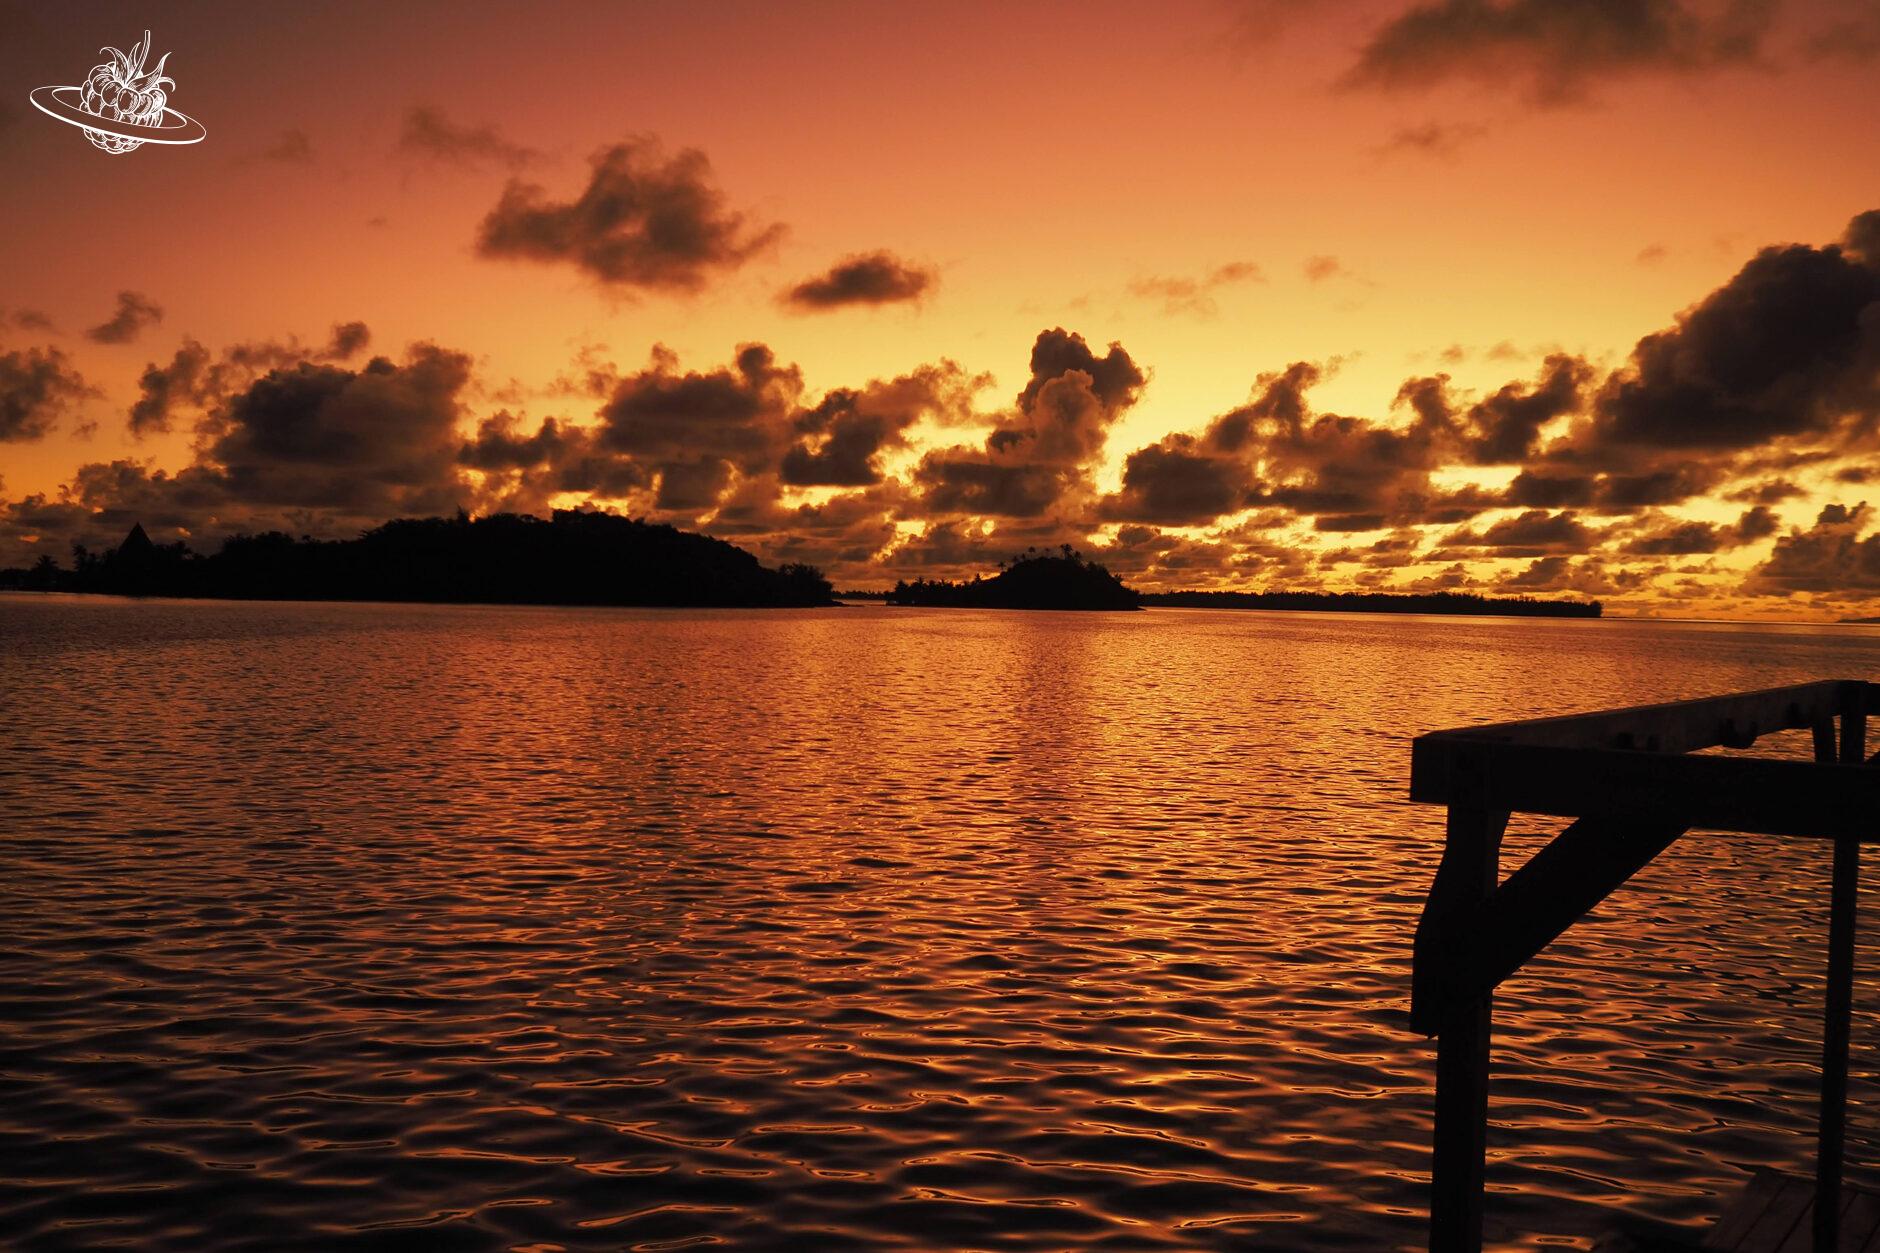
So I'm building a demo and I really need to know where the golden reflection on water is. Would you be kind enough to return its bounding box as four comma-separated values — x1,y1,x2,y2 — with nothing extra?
3,594,1880,1250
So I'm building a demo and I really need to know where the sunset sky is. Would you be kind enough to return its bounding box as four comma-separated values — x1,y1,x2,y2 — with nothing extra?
3,0,1878,616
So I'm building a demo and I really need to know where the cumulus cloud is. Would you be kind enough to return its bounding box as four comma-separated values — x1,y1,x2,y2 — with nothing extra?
1747,501,1880,595
477,138,784,291
0,347,91,442
127,322,375,438
1343,0,1776,105
913,329,1145,520
1103,356,1501,533
86,291,163,345
781,364,980,485
397,106,537,168
1590,229,1880,452
782,251,936,310
3,340,480,566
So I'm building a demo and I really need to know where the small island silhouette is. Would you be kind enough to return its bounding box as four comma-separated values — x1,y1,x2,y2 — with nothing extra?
885,547,1142,611
0,511,836,607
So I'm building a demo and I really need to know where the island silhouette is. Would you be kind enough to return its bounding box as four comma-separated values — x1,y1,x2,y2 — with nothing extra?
886,546,1142,610
0,511,836,607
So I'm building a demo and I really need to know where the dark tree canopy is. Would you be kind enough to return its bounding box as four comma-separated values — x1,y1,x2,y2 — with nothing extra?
886,546,1141,611
2,510,835,608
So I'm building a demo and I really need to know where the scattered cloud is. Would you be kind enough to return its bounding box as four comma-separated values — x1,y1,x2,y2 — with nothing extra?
1303,255,1348,282
1747,502,1880,595
397,105,538,169
1128,261,1264,316
1342,0,1776,105
86,291,164,345
782,251,936,310
0,347,92,442
477,138,784,292
1373,121,1488,159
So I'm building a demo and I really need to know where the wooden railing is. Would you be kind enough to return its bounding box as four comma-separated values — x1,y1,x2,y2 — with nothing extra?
1409,680,1880,1253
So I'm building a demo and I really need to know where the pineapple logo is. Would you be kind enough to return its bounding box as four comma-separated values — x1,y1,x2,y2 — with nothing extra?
30,30,206,154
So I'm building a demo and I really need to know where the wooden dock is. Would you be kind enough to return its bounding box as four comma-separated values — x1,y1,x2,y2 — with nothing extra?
1705,1171,1880,1252
1408,680,1879,1252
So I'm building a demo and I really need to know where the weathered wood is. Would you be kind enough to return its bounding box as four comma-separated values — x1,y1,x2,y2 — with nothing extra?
1707,1170,1785,1248
1743,1176,1816,1251
1415,815,1686,1028
1702,1170,1880,1252
1411,742,1880,840
1418,680,1855,755
1816,709,1865,1253
1425,803,1506,1253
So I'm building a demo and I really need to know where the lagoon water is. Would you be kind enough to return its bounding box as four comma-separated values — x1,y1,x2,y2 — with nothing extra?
4,593,1880,1251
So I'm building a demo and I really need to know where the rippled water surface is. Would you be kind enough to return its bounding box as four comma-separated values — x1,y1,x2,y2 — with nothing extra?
5,594,1880,1251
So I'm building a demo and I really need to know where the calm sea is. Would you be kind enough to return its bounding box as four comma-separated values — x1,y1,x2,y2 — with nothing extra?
4,593,1880,1251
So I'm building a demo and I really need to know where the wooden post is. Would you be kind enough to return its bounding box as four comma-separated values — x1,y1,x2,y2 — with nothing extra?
1427,801,1507,1253
1816,707,1866,1251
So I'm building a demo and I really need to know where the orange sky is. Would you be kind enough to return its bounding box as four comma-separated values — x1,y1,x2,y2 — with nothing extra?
3,0,1879,616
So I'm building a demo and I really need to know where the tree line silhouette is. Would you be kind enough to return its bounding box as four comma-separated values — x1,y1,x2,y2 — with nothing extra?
0,510,836,607
1142,589,1601,618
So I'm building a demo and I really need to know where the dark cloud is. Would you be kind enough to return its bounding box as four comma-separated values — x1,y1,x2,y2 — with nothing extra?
782,251,936,310
1736,503,1780,541
1127,262,1264,317
128,340,212,438
915,330,1145,521
1442,508,1595,554
1727,477,1805,504
1502,211,1880,514
327,321,371,360
1576,221,1880,461
197,346,472,516
397,106,536,168
595,343,800,512
781,365,977,486
86,291,163,345
477,139,784,292
3,343,479,566
0,347,91,442
128,323,375,438
1343,0,1775,105
1103,435,1255,525
1747,502,1880,595
1619,516,1727,555
1103,357,1484,531
1397,352,1592,465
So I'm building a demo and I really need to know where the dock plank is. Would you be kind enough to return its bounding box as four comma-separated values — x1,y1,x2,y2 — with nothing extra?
1703,1172,1880,1253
